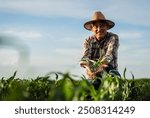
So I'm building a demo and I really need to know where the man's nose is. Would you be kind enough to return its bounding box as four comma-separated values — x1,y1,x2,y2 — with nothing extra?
97,26,101,31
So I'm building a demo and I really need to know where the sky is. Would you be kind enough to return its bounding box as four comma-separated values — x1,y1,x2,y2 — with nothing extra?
0,0,150,79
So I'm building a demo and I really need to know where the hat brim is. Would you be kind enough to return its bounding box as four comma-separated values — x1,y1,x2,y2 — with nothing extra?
84,19,115,30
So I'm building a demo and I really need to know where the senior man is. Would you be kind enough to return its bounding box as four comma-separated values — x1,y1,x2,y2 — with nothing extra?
80,11,120,89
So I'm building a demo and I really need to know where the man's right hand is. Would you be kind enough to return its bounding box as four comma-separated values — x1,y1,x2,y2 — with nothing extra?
85,66,96,79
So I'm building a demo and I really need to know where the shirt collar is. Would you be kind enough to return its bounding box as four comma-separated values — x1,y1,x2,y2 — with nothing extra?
92,32,109,43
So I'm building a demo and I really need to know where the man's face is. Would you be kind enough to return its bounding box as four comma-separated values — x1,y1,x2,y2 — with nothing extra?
91,21,108,40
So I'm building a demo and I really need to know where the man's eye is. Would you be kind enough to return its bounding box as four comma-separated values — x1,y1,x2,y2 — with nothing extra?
95,26,99,28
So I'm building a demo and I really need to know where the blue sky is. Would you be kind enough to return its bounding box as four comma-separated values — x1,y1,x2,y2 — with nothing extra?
0,0,150,79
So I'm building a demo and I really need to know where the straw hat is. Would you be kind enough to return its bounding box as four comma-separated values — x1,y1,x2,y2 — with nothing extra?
84,11,115,30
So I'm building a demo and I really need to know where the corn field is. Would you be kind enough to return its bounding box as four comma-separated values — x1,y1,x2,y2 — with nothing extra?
0,71,150,101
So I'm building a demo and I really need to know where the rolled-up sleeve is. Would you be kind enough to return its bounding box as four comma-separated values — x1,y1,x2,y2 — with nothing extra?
80,39,91,67
101,35,119,65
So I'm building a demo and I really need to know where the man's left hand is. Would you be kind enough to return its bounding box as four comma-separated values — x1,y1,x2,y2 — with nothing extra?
95,64,108,74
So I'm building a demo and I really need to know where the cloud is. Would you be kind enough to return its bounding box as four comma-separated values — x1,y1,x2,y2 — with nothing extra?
118,31,143,40
0,32,30,65
0,49,18,65
0,0,91,18
0,29,43,40
55,48,81,56
30,48,81,66
118,38,150,78
100,0,150,26
0,0,149,26
114,28,150,78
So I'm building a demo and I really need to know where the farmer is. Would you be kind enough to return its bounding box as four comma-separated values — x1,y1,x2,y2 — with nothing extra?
80,11,121,89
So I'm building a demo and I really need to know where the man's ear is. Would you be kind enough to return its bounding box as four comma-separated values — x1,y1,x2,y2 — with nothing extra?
90,24,94,31
91,23,95,32
91,27,93,31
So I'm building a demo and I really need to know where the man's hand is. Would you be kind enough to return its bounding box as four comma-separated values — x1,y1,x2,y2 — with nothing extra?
80,61,89,68
85,66,96,79
94,64,108,74
81,61,108,79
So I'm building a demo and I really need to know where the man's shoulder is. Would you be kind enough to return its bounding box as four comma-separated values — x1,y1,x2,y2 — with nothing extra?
108,32,119,39
85,35,95,42
107,32,119,45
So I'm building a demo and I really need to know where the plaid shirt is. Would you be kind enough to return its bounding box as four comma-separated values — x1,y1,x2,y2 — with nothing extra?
80,32,119,70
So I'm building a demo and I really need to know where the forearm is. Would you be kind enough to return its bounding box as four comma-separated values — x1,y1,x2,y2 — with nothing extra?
101,35,119,65
80,39,91,68
101,54,113,65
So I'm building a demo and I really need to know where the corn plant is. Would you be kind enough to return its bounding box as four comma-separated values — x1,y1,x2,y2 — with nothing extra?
0,71,149,101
